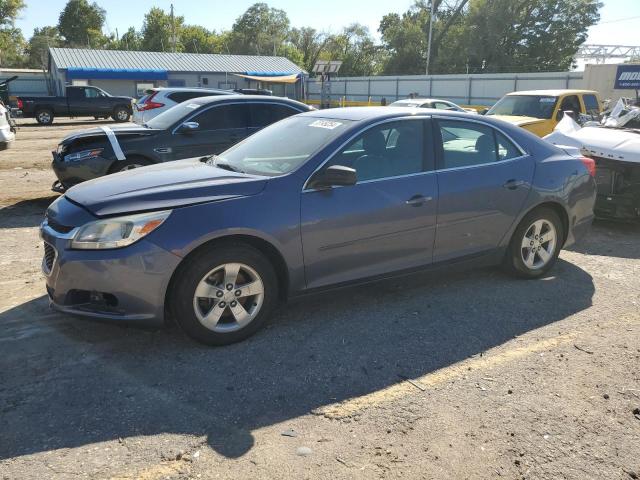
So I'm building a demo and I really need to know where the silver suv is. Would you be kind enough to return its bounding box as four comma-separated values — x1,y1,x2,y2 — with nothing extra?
132,87,233,124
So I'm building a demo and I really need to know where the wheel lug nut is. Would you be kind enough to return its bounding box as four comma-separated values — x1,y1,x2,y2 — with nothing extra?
218,301,226,308
226,283,233,290
216,291,223,298
235,290,241,297
230,301,237,307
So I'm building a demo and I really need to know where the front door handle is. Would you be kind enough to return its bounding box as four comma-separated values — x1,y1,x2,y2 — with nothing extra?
406,194,433,207
503,179,525,190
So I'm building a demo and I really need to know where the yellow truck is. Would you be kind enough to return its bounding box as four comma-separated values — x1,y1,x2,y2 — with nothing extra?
485,89,603,137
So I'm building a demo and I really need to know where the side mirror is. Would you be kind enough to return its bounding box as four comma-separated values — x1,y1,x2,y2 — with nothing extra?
308,165,357,189
177,121,200,134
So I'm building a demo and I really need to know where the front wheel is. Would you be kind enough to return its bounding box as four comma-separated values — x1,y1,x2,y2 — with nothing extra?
506,207,564,278
109,157,151,174
112,106,130,123
170,245,279,346
35,109,54,125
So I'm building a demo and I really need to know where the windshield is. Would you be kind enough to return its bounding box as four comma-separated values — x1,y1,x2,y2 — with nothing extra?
214,116,353,177
487,95,558,119
145,101,203,129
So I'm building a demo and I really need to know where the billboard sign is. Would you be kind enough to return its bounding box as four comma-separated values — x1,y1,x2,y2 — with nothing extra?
614,64,640,89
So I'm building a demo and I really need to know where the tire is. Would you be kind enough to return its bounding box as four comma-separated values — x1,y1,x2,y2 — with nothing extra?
108,156,152,174
112,106,130,123
170,244,279,346
506,207,564,278
35,109,54,125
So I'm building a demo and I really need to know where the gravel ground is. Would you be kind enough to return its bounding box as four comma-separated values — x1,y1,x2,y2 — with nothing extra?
0,119,639,480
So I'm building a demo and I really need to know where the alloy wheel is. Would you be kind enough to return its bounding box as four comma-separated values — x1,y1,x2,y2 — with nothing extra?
37,112,50,123
192,262,265,332
520,219,557,270
116,110,129,121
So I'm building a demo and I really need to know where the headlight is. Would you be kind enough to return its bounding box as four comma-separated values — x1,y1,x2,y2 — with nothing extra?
71,210,171,249
64,148,104,162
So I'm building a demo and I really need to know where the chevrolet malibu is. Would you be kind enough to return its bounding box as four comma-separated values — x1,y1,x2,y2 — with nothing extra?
41,107,597,345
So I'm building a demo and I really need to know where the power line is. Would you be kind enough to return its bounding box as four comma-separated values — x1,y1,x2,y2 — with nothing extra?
596,15,640,25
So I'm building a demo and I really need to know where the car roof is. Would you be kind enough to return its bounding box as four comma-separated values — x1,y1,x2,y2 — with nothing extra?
506,89,599,97
188,94,311,109
298,106,481,121
151,87,231,93
391,98,453,104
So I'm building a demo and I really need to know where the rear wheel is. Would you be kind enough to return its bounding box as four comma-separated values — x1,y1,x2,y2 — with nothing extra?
35,109,54,125
506,207,563,278
170,244,278,346
112,106,130,122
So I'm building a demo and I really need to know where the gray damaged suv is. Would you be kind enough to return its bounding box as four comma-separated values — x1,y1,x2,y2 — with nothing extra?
41,107,596,345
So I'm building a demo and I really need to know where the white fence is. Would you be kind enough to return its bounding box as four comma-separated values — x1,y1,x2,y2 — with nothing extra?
306,71,585,106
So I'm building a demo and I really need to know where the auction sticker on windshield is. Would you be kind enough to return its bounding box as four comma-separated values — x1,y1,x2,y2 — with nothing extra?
309,120,343,129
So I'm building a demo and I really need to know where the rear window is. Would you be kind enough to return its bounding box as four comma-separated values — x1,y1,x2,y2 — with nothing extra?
145,100,206,129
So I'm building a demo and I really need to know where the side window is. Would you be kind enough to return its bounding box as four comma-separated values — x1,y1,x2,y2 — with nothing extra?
85,88,100,98
433,101,451,110
438,120,497,169
559,95,580,114
583,94,600,116
249,103,300,128
67,87,83,100
495,131,521,160
193,104,248,130
330,120,425,182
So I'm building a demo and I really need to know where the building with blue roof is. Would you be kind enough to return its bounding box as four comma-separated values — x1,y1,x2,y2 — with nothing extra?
47,47,307,99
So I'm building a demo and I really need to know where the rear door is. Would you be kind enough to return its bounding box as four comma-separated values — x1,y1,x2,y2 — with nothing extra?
300,118,438,289
433,118,534,262
169,102,249,159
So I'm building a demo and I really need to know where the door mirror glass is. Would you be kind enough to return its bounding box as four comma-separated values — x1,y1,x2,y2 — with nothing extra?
177,121,200,134
308,165,357,189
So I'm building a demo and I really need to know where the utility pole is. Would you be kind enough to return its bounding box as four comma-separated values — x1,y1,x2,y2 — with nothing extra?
170,3,177,53
425,0,435,75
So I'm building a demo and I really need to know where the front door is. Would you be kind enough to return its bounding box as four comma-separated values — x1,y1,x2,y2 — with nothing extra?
433,118,535,262
170,103,249,160
301,118,438,289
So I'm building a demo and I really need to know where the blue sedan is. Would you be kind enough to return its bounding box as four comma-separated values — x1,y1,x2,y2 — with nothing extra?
40,107,597,345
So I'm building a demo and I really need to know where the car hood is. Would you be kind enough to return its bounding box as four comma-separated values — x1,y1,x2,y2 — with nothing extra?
65,157,268,217
486,115,546,127
60,124,161,145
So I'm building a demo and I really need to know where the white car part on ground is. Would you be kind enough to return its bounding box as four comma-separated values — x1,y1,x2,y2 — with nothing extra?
544,115,640,164
0,103,15,147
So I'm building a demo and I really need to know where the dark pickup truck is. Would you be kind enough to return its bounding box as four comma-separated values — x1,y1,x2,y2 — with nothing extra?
17,85,133,125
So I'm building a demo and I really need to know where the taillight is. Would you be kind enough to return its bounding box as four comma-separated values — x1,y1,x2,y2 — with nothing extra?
138,91,164,111
17,98,23,110
580,156,596,177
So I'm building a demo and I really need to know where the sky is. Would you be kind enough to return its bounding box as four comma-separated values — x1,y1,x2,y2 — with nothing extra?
14,0,640,53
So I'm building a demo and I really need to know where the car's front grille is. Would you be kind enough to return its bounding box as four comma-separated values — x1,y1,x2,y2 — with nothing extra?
42,242,56,275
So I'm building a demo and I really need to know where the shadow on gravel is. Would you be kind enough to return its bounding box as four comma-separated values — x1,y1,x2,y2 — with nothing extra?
0,260,594,460
568,219,640,259
0,196,57,228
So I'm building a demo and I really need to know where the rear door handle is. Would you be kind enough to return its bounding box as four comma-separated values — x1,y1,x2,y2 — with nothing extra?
406,194,433,207
503,179,525,190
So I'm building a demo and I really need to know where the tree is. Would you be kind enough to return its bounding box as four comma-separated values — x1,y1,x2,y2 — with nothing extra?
58,0,107,48
324,24,382,76
25,26,62,68
290,27,328,73
379,5,430,74
181,25,223,54
229,3,290,56
141,7,184,52
0,0,24,27
111,27,142,51
0,0,25,66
